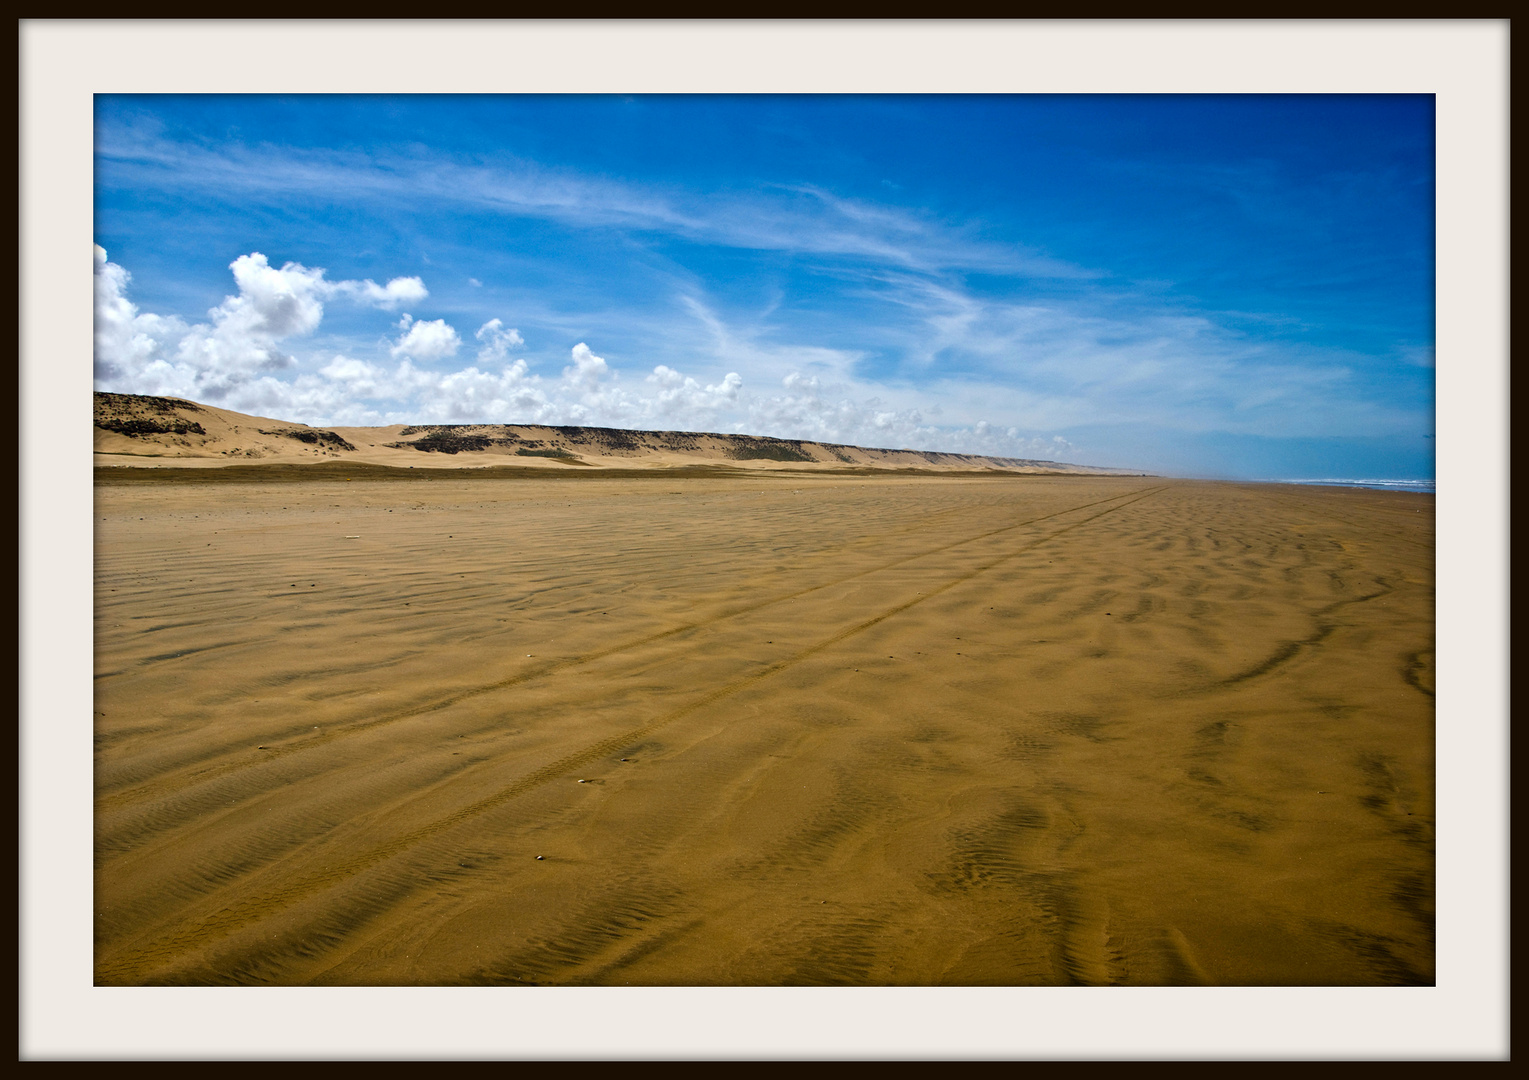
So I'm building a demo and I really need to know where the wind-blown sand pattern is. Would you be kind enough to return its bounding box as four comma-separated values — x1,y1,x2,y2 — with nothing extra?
94,416,1433,986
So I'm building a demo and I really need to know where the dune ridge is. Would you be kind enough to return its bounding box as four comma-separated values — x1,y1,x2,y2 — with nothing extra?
94,392,1138,475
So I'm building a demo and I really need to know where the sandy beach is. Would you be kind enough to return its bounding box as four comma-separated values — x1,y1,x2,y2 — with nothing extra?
93,468,1434,986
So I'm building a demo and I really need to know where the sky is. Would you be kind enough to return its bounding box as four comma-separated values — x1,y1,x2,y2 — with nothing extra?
92,94,1435,479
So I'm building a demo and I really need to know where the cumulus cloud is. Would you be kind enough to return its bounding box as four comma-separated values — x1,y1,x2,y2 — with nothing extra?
93,244,186,383
475,319,525,362
334,276,428,310
318,355,386,398
781,371,820,396
93,247,1079,461
94,246,434,403
639,365,744,427
735,369,1073,458
391,314,462,361
168,253,333,381
563,342,610,391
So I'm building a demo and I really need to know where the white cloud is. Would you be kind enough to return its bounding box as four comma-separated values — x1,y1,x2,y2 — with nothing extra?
678,294,865,388
563,342,609,390
168,253,331,379
318,355,385,398
223,253,330,338
335,276,428,310
94,130,1082,278
94,247,435,403
390,314,462,361
831,268,1417,440
89,248,1094,462
475,318,525,362
637,365,744,428
92,244,186,383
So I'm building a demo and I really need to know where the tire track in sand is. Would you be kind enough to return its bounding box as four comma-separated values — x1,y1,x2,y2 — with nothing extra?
97,485,1156,815
96,486,1165,983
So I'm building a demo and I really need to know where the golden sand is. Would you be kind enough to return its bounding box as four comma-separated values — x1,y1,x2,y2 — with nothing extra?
93,470,1433,985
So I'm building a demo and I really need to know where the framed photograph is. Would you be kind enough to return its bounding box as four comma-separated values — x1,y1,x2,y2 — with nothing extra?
21,20,1507,1061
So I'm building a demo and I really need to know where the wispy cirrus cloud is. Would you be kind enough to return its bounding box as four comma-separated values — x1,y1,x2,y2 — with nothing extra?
94,123,1087,278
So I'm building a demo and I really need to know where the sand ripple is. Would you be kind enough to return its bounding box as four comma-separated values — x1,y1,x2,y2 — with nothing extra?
94,474,1434,985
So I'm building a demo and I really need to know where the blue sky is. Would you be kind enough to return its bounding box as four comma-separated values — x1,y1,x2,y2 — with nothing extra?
93,94,1434,479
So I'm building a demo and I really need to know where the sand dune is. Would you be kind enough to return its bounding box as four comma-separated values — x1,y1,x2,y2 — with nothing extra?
94,392,1135,475
93,462,1434,985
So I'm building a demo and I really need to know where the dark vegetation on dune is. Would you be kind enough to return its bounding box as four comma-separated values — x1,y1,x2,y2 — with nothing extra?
95,392,207,437
395,423,684,458
398,424,520,440
546,425,643,451
394,432,518,454
727,437,817,463
95,392,204,415
98,417,207,437
258,428,357,452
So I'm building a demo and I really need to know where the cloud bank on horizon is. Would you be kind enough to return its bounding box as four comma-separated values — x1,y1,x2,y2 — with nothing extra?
92,95,1435,477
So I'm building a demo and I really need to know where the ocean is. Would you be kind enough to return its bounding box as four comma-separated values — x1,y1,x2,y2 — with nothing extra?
1263,478,1436,494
